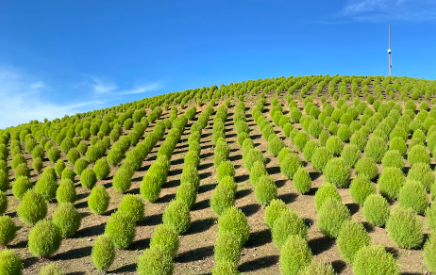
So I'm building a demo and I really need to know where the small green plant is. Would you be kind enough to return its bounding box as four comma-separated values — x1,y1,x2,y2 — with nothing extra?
38,263,64,275
364,136,387,163
92,235,115,274
340,144,360,167
0,249,23,275
302,139,319,162
28,219,62,257
56,179,77,204
408,144,430,165
314,183,341,211
317,198,350,238
326,136,343,156
94,158,110,180
300,260,335,275
311,147,333,172
381,150,404,169
112,167,132,193
216,160,235,182
272,209,307,249
362,194,390,227
337,220,371,263
0,191,6,215
280,152,302,179
61,167,76,182
377,167,405,200
211,184,235,216
424,234,436,274
14,163,30,178
88,185,110,214
212,261,239,275
163,200,191,234
176,182,197,209
105,212,135,249
386,207,423,249
0,170,8,192
118,194,144,223
279,235,312,275
407,162,434,191
149,224,179,258
17,190,47,225
218,206,250,244
214,231,242,264
12,176,32,200
389,137,407,156
67,148,81,164
255,175,277,206
80,168,97,189
398,180,429,214
352,245,399,275
293,167,311,194
354,157,378,180
137,246,174,275
48,147,61,163
74,158,88,175
264,199,288,229
32,157,43,173
52,203,81,237
323,158,351,188
349,176,376,205
0,215,16,246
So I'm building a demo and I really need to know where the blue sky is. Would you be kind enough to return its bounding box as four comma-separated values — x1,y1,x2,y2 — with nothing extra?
0,0,435,128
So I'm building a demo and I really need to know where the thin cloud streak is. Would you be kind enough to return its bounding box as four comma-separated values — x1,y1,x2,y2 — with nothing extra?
86,76,162,96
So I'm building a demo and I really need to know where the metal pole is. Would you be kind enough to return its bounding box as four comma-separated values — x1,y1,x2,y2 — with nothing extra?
389,24,392,76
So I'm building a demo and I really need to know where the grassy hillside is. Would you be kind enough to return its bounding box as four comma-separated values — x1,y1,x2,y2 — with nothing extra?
0,74,436,274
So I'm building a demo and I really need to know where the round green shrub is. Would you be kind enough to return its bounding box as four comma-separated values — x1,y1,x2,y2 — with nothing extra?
337,220,371,263
32,158,43,173
141,173,162,203
300,260,335,275
364,136,387,163
12,176,32,200
150,224,179,258
319,129,331,146
323,158,351,188
280,153,302,179
56,179,77,204
268,135,284,156
272,209,307,249
88,185,110,214
363,194,390,226
176,182,197,209
52,203,81,237
0,216,16,245
0,249,23,275
0,170,8,192
61,167,75,182
386,207,423,249
337,125,351,142
118,194,144,223
137,246,173,275
341,144,360,167
350,131,367,151
377,167,405,200
293,167,311,194
249,161,268,186
17,190,47,225
0,191,6,215
34,176,57,202
48,147,60,163
163,200,190,234
80,168,97,189
407,162,435,191
216,160,235,182
264,199,287,229
28,219,62,257
312,147,333,172
398,180,429,214
317,198,350,238
214,231,242,264
382,150,404,169
303,139,319,162
74,158,88,175
113,167,132,193
92,235,115,273
67,148,80,164
314,183,341,211
255,175,277,206
326,136,343,156
308,120,323,138
94,158,110,180
354,157,378,180
212,261,239,275
424,234,436,273
105,212,135,249
389,137,407,156
279,235,312,275
218,206,250,244
38,263,64,275
219,176,237,194
294,131,309,151
244,148,266,171
426,203,436,231
408,144,430,165
352,245,399,275
211,184,235,216
14,163,30,178
349,176,376,205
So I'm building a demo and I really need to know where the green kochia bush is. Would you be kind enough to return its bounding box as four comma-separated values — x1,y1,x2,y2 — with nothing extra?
211,184,235,216
17,190,47,225
317,198,350,238
272,209,307,249
300,260,335,275
314,183,341,211
389,137,407,156
352,245,400,275
88,185,110,214
92,235,115,274
279,235,312,275
0,249,23,275
382,150,404,169
268,135,284,157
349,176,376,205
113,167,132,193
38,263,64,275
0,191,6,214
363,194,390,227
94,158,110,180
55,160,66,178
117,194,144,223
0,170,9,192
337,221,371,263
150,224,179,258
280,152,302,179
52,203,81,237
255,175,277,206
56,179,77,204
163,200,191,234
35,167,58,201
214,231,242,264
398,180,429,214
176,182,197,209
218,206,250,245
293,167,311,194
14,163,30,178
61,167,76,182
407,162,435,191
216,161,235,182
326,136,343,156
12,176,32,200
341,144,360,167
0,216,16,246
80,168,97,189
311,147,333,172
364,136,387,163
386,207,423,249
377,167,405,200
28,219,62,257
264,199,287,229
354,157,378,180
408,144,430,165
323,158,351,188
424,234,436,274
137,246,173,275
105,212,136,249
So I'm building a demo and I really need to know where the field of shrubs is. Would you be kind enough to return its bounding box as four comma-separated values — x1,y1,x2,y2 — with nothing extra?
1,74,436,274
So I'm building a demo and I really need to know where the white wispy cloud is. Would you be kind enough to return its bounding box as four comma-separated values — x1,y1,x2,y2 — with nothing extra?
341,0,436,21
0,67,103,129
85,76,161,96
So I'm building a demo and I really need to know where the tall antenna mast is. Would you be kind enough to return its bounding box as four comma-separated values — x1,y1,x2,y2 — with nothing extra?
388,24,392,76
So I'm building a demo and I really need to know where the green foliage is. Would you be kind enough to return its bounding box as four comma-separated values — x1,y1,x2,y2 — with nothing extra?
293,167,311,194
105,212,135,249
32,157,43,173
0,216,16,246
363,194,390,227
93,158,110,180
407,162,434,191
377,167,405,200
314,183,341,211
255,175,277,206
176,181,197,209
212,261,239,275
424,234,436,273
264,199,288,229
211,183,235,216
74,158,88,175
349,176,375,205
272,209,307,249
216,160,235,182
56,179,77,204
312,147,333,172
118,194,144,223
61,167,76,182
52,203,81,237
408,144,430,165
218,206,250,244
214,231,242,264
28,219,62,257
67,148,80,164
337,221,371,263
38,263,64,275
386,207,423,249
340,144,360,167
294,131,309,151
0,171,8,192
354,157,378,180
268,135,284,156
317,198,350,238
300,260,335,275
88,185,110,214
427,203,436,231
150,224,179,258
382,150,404,169
325,136,343,156
398,180,429,214
137,246,173,275
302,139,319,162
55,160,66,177
323,158,351,188
80,168,97,189
163,200,190,234
17,190,47,225
48,146,61,163
280,152,302,179
14,163,30,178
364,136,387,163
12,176,32,200
92,235,115,273
389,137,407,156
112,167,132,193
352,245,400,275
0,249,23,275
279,235,312,275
